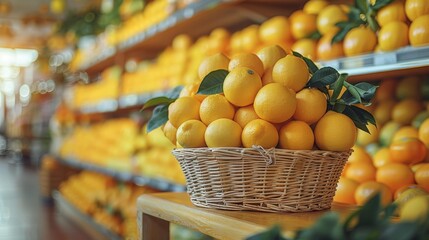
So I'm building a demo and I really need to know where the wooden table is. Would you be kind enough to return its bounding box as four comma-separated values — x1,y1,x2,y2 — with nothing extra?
137,192,357,240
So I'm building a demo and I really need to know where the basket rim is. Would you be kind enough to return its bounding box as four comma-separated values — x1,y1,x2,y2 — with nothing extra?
172,146,352,155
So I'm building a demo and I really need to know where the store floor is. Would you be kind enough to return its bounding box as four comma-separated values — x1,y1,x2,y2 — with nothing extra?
0,159,92,240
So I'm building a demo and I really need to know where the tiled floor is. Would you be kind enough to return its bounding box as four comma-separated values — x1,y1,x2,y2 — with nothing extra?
0,159,92,240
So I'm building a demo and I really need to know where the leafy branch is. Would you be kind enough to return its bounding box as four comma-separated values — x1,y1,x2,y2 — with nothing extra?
293,52,377,133
332,0,395,43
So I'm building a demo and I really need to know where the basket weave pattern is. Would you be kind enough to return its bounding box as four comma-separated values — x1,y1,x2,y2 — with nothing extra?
173,147,351,213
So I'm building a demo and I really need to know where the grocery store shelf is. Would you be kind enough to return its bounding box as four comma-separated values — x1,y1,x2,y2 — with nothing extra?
79,0,303,74
78,99,119,114
320,45,429,82
55,156,186,192
53,191,122,240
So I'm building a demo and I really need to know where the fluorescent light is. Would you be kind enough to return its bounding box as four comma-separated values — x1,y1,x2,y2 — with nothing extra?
0,48,38,67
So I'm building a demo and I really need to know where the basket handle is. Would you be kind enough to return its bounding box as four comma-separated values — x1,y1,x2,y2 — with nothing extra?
252,145,276,166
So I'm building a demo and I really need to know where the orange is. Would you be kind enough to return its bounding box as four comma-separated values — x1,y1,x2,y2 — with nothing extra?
392,99,424,125
317,5,348,35
228,53,265,77
253,83,297,123
357,123,380,146
290,11,317,39
176,120,207,148
394,184,426,200
272,55,309,92
259,16,292,44
375,80,397,102
291,39,318,60
199,94,235,125
317,29,345,60
354,181,393,206
393,126,419,142
172,34,192,50
376,163,415,193
348,146,373,165
415,164,429,191
419,118,429,147
314,111,357,151
168,96,201,128
376,0,407,27
234,105,260,128
390,138,427,165
179,83,206,102
409,14,429,47
303,0,329,14
343,26,377,57
373,147,393,168
396,76,421,100
241,25,261,53
223,67,262,107
242,119,279,148
256,45,287,72
293,88,327,125
278,121,314,150
412,163,429,172
345,162,377,183
405,0,429,21
205,118,242,147
333,177,359,204
378,21,409,51
230,31,243,54
374,99,396,126
198,53,230,80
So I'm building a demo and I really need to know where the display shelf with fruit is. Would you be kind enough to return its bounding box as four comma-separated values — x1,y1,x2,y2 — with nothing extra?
78,99,119,114
76,0,304,74
54,191,122,240
320,45,429,82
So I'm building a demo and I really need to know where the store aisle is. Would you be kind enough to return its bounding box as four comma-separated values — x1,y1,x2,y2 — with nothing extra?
0,160,91,240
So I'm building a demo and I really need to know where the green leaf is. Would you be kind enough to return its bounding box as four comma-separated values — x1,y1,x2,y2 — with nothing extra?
382,204,398,221
166,85,184,99
307,67,339,88
379,222,420,240
142,97,175,110
147,104,169,132
356,0,368,13
345,85,363,103
367,13,380,31
332,21,364,43
334,102,347,113
330,73,348,103
307,31,322,40
350,105,377,126
348,6,363,21
296,212,342,240
292,51,318,74
246,225,288,240
343,105,370,132
356,192,382,227
372,0,395,11
197,69,229,95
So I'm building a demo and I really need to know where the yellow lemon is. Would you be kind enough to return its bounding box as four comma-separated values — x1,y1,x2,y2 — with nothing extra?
256,45,287,71
234,105,260,128
223,67,262,107
259,16,292,44
317,5,348,34
228,53,265,77
279,121,315,150
242,119,279,148
199,94,235,125
293,88,327,125
198,53,230,80
254,83,297,123
378,21,409,51
205,118,242,147
176,120,207,148
272,55,309,92
168,96,201,128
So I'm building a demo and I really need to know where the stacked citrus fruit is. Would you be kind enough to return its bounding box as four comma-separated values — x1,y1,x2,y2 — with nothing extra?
145,45,376,155
333,75,429,221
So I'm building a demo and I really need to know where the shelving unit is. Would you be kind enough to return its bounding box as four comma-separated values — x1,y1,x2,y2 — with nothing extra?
320,45,429,82
54,156,186,192
79,0,305,75
53,191,122,240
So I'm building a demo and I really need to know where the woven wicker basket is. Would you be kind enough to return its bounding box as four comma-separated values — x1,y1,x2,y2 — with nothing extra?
172,146,351,213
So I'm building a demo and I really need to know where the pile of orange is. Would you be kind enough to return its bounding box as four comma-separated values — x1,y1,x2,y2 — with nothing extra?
167,45,358,152
334,75,429,214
